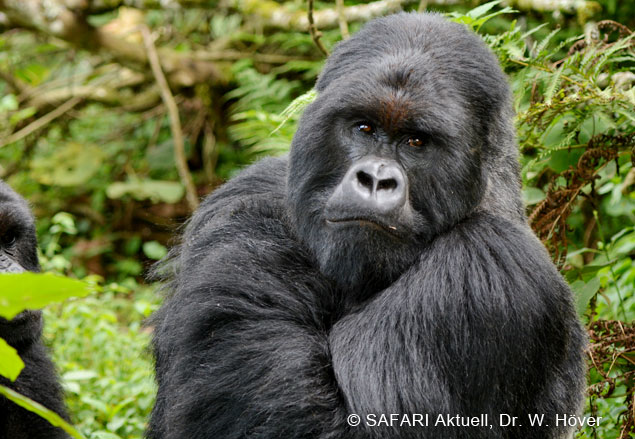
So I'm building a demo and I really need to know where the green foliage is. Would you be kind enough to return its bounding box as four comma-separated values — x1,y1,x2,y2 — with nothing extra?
44,285,159,439
470,8,634,437
485,14,634,439
31,143,104,187
225,61,309,158
448,0,516,31
142,241,167,260
0,1,633,437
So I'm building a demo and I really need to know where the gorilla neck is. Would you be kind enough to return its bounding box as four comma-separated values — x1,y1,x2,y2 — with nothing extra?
323,258,389,302
315,234,420,305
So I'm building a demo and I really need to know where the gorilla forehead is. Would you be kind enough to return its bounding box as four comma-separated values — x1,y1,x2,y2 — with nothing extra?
0,180,26,204
317,12,508,114
0,181,35,229
328,56,467,136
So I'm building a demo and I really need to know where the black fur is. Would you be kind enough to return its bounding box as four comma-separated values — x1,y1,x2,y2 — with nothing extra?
0,181,69,439
148,13,586,439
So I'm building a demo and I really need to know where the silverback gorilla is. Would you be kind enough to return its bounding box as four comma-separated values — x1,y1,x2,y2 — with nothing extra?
148,13,586,439
0,181,69,438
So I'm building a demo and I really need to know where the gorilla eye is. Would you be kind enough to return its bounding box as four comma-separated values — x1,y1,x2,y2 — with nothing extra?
357,123,374,134
1,233,16,248
407,136,424,148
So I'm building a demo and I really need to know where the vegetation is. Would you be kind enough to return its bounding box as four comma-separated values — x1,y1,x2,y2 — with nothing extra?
0,0,633,438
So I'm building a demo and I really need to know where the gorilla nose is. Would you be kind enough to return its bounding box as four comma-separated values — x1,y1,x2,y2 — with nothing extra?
344,157,407,213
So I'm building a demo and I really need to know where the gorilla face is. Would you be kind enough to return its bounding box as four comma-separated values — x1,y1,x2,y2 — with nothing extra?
0,181,39,274
287,13,511,295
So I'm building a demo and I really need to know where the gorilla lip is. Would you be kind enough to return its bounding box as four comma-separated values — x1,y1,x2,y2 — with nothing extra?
326,217,402,238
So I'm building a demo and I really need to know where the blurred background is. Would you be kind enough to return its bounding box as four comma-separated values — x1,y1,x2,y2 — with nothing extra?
0,0,633,438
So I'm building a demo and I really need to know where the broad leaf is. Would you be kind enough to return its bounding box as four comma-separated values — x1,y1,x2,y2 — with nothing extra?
0,273,92,320
0,338,24,381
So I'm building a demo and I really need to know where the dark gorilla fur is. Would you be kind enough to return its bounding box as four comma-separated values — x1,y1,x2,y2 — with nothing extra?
148,13,586,439
0,181,69,439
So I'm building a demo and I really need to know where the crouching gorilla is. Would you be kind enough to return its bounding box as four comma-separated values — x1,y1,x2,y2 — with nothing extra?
0,181,69,438
148,13,586,439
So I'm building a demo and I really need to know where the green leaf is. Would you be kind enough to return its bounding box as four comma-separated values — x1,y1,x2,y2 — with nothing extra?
448,1,515,31
271,88,317,135
0,385,86,439
0,273,92,320
579,113,613,143
571,277,601,316
50,212,77,235
544,65,563,105
548,149,584,173
142,241,168,260
521,22,549,40
533,28,560,57
609,229,635,259
106,179,184,204
15,64,50,85
91,432,121,439
0,94,18,112
9,107,36,126
0,338,24,381
523,187,546,205
467,0,502,19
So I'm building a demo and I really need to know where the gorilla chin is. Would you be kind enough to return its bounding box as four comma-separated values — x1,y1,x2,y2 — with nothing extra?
316,220,423,298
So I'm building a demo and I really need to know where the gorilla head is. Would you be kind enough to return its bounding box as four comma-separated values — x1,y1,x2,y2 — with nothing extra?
0,181,39,274
287,13,524,295
0,181,41,345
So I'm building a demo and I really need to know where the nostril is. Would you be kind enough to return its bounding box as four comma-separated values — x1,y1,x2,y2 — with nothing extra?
377,178,397,191
356,171,374,191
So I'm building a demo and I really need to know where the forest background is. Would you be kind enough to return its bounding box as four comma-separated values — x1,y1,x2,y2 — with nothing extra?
0,0,633,438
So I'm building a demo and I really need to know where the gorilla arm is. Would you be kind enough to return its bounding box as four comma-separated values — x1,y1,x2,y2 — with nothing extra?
148,159,352,439
149,159,585,439
329,213,586,439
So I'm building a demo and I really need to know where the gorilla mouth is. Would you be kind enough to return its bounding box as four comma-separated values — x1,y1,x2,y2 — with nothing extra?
326,217,403,239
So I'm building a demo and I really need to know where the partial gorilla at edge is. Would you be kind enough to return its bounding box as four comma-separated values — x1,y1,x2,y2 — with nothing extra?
0,181,70,439
148,13,586,439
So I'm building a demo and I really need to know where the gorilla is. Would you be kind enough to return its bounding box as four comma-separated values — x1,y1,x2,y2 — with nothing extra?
0,181,69,438
148,13,586,439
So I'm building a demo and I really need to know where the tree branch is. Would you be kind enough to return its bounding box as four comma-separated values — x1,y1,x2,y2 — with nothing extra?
0,0,223,87
141,27,199,211
192,50,318,64
0,96,82,149
307,0,329,56
0,65,161,112
238,0,413,31
336,0,350,39
506,0,599,14
87,0,218,13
